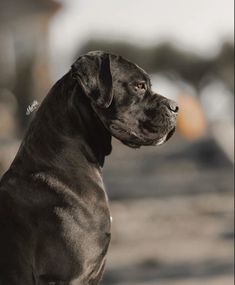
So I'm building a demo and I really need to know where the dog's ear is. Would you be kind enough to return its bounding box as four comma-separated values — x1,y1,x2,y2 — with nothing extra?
71,52,113,108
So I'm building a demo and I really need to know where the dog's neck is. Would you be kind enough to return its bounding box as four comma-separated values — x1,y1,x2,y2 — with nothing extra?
11,72,112,175
68,77,112,166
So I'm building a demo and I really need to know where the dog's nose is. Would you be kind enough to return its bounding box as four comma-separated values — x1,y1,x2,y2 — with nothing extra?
165,99,179,113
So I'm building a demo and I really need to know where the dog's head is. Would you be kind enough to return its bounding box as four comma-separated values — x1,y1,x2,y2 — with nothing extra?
71,51,178,148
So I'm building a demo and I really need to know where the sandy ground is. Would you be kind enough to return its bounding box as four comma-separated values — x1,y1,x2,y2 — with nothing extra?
102,193,233,285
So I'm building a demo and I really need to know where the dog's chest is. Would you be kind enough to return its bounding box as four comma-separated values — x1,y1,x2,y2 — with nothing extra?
35,171,111,281
52,192,111,281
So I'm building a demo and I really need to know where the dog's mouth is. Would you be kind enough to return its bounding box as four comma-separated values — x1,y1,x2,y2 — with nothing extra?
165,126,176,142
110,121,176,148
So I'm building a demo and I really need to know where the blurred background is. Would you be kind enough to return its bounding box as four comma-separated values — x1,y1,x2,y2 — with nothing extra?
0,0,234,284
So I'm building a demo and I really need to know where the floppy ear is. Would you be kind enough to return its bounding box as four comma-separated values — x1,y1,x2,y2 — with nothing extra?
71,53,113,108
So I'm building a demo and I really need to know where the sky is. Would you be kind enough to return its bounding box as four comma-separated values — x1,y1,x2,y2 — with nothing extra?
49,0,234,78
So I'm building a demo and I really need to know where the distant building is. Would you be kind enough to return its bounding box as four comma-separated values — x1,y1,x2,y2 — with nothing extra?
0,0,61,132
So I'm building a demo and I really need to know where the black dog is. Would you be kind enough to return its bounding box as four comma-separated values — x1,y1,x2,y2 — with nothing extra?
0,51,178,285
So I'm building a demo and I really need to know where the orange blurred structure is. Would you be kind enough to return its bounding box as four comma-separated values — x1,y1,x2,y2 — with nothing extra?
177,94,206,140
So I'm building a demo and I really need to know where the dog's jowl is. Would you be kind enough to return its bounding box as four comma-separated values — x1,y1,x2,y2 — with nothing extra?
0,51,178,285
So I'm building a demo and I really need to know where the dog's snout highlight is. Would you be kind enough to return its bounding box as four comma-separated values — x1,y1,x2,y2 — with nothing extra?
165,99,179,113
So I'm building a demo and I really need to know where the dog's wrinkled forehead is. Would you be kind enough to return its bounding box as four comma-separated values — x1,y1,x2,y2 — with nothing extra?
110,54,150,83
72,50,150,89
